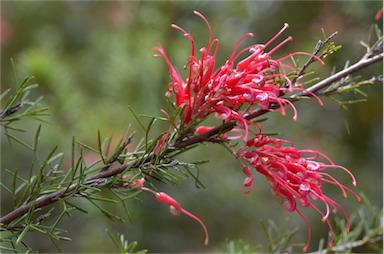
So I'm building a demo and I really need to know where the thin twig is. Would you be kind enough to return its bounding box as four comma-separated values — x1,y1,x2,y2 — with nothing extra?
294,52,383,97
309,234,383,254
316,75,383,95
173,109,268,148
290,32,338,86
0,101,29,121
0,162,131,225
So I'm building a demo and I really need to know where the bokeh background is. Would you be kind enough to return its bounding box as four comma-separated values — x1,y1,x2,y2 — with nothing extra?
1,1,382,253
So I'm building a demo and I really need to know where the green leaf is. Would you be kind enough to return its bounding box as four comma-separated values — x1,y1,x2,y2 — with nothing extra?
0,181,13,196
106,229,120,250
16,224,30,245
87,199,124,222
2,76,35,115
145,117,156,152
47,152,64,165
33,124,42,153
0,88,11,101
183,165,205,189
101,135,113,161
64,200,88,214
4,132,33,150
109,190,132,223
49,200,75,233
128,105,146,131
16,164,35,207
107,230,147,254
81,193,117,203
33,146,58,191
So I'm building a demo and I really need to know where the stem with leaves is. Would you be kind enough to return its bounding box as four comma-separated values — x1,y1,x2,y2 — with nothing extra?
1,30,382,227
1,20,383,253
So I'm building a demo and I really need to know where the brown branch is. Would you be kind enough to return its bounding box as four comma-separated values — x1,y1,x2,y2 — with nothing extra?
309,234,383,254
0,153,156,226
0,101,29,121
3,164,130,225
173,109,268,148
294,52,383,97
289,32,338,86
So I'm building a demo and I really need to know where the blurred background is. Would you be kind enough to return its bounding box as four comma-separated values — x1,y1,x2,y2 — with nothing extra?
1,1,382,252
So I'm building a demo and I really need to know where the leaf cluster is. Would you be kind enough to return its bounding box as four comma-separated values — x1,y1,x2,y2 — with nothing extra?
221,194,383,253
0,74,204,253
1,73,48,145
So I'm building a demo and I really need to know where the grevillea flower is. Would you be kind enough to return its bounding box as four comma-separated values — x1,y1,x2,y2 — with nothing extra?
154,11,324,137
154,12,358,251
130,178,209,245
375,7,383,20
237,135,360,251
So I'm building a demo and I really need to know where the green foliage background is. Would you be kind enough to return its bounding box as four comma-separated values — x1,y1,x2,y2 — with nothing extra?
1,1,382,252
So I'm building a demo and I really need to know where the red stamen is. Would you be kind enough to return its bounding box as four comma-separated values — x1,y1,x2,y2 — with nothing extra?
295,208,311,252
180,208,209,245
278,51,325,65
229,33,254,62
265,23,289,48
267,36,293,56
193,11,213,52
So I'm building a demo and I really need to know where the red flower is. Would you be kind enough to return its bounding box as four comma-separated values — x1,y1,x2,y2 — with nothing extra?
131,178,209,245
237,135,360,251
375,7,383,20
154,11,323,133
153,12,356,251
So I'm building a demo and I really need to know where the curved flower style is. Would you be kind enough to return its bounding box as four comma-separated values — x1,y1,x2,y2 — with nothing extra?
154,11,323,135
237,135,360,251
130,178,209,246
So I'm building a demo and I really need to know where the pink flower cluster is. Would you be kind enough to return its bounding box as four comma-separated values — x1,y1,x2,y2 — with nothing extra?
154,11,323,134
237,135,360,251
155,11,359,251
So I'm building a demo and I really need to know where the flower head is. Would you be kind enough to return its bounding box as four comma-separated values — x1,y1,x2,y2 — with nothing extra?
154,11,324,133
237,135,360,251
